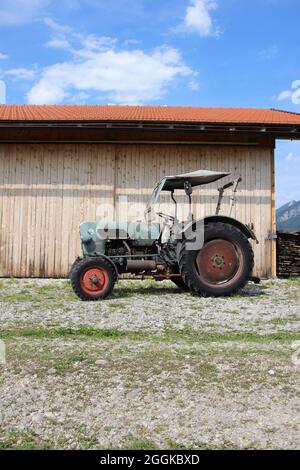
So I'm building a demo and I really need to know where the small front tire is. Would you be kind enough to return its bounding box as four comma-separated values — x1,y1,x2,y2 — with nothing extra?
70,257,116,301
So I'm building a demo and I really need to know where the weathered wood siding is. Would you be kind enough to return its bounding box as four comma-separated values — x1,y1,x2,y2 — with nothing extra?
0,143,273,278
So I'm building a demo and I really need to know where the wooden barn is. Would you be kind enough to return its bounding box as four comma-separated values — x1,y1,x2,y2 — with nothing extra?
0,105,300,279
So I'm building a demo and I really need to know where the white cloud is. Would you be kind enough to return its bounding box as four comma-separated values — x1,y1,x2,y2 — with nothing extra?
43,17,73,50
6,68,36,80
183,0,218,36
44,17,117,55
286,152,299,162
0,52,8,60
27,46,193,105
26,23,196,105
292,80,300,90
277,90,292,101
80,35,118,52
45,38,71,49
123,39,142,47
188,78,200,91
0,0,49,26
277,80,300,105
44,17,71,34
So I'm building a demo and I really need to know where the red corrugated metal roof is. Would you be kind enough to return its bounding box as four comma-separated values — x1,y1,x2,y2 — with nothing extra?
0,105,300,125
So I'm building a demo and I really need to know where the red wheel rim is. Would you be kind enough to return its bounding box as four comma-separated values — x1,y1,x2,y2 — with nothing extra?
80,267,109,296
196,239,242,286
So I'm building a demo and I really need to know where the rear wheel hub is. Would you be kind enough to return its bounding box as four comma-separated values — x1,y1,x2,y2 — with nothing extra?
212,255,224,267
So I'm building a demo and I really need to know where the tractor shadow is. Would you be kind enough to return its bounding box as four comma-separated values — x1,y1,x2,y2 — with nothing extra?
112,282,266,299
237,284,267,297
112,285,188,298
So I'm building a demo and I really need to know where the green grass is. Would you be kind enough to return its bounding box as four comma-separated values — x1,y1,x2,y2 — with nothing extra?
167,439,239,450
121,434,158,450
0,278,185,303
0,280,76,303
0,326,129,340
108,302,128,310
0,432,52,450
287,277,300,286
1,325,300,344
5,277,20,286
270,315,299,325
224,309,240,315
0,431,245,451
54,352,88,373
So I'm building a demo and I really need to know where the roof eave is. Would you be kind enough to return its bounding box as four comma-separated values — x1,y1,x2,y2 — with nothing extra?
0,120,299,139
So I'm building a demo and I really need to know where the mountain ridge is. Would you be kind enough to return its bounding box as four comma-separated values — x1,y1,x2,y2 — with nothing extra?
276,200,300,232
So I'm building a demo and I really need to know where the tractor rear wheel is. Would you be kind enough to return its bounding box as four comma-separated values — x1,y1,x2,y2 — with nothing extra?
179,222,254,297
70,257,116,301
171,276,189,291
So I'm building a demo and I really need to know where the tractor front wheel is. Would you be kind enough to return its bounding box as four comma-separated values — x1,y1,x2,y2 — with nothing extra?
70,257,116,301
179,222,254,297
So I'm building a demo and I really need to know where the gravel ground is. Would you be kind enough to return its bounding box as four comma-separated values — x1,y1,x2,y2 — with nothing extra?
0,277,299,450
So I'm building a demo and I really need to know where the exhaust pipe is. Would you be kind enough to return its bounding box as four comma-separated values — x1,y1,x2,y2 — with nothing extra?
126,260,157,273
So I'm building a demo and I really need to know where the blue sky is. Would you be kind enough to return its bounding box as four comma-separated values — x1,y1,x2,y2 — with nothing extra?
0,0,299,207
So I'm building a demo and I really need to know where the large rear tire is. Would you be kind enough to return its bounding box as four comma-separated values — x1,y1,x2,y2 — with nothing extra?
170,276,189,291
179,222,254,297
70,257,117,301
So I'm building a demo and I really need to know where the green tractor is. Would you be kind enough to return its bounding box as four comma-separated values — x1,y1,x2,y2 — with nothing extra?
70,170,257,300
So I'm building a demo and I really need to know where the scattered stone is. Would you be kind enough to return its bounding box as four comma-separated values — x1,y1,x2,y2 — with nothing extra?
126,389,139,399
56,413,65,424
31,412,44,424
95,359,108,366
0,278,299,450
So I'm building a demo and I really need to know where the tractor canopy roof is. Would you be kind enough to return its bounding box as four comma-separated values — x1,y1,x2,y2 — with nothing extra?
158,170,230,191
146,170,230,213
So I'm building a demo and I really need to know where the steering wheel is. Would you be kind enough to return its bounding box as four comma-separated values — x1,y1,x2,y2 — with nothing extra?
156,212,175,222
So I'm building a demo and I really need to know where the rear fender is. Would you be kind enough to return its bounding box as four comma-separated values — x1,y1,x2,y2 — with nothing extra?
183,216,259,244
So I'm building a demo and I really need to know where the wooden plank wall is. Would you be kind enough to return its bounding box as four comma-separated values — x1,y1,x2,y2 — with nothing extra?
0,143,273,278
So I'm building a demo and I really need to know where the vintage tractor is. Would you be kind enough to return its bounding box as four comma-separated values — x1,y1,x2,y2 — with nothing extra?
70,170,257,300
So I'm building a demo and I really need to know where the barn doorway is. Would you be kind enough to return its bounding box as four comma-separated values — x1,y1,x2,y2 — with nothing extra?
275,140,300,277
